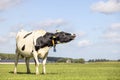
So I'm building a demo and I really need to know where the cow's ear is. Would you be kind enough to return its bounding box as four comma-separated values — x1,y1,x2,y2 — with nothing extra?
50,36,56,39
52,36,56,39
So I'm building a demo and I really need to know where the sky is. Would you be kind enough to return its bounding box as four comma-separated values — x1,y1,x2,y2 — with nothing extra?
0,0,120,60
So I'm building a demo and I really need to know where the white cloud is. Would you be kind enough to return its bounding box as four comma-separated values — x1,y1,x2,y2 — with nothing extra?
77,31,86,37
103,32,120,39
0,31,16,44
110,23,120,30
0,36,7,43
112,50,120,54
112,38,120,43
91,0,120,14
78,40,92,47
0,18,6,22
31,19,67,29
102,23,120,43
0,0,23,11
9,32,16,38
8,19,67,32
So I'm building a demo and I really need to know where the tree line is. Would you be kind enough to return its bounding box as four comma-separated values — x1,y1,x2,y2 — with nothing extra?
57,58,85,63
88,59,109,62
88,59,120,62
0,53,120,63
0,53,85,63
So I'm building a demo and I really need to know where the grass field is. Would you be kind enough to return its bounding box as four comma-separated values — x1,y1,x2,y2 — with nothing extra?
0,62,120,80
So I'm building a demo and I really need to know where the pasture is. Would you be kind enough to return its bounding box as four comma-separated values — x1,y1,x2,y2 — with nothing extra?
0,62,120,80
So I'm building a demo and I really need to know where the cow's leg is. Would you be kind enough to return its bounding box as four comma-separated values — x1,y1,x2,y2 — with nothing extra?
33,51,39,75
42,52,48,74
14,50,19,74
25,57,31,74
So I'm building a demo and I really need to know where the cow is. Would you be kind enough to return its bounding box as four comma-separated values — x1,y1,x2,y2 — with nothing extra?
14,30,76,75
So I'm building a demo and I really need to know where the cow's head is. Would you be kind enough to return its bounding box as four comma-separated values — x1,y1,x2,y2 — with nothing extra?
54,31,76,43
51,31,76,52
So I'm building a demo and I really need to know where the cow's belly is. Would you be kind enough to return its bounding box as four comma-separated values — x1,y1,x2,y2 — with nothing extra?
38,47,50,58
20,52,33,57
18,47,33,57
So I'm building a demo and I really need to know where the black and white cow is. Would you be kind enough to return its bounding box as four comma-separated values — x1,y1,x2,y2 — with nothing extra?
14,30,76,75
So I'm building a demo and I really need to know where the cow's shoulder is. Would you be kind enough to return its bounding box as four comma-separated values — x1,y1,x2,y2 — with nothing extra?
33,30,46,36
33,30,46,41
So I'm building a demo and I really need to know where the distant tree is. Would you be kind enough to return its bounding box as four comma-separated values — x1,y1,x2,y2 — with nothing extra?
95,59,109,62
118,59,120,62
73,58,85,63
88,59,95,62
78,58,85,63
0,53,15,60
88,59,110,62
57,58,67,63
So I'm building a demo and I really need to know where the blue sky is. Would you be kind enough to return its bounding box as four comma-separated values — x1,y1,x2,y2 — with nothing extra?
0,0,120,60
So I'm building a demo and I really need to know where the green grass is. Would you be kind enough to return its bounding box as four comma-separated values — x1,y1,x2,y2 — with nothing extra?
0,62,120,80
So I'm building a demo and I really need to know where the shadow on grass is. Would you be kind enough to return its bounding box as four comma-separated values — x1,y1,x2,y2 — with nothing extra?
9,71,59,75
46,72,59,75
9,71,35,75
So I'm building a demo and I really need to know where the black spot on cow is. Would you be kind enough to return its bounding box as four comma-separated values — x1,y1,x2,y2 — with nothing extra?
32,50,33,53
24,32,32,38
21,45,25,51
35,32,55,51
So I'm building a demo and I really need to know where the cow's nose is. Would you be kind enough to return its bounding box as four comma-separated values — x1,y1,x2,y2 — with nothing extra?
72,34,76,38
73,34,76,36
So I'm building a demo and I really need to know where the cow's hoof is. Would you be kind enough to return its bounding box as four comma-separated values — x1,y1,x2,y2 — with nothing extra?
42,72,46,75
